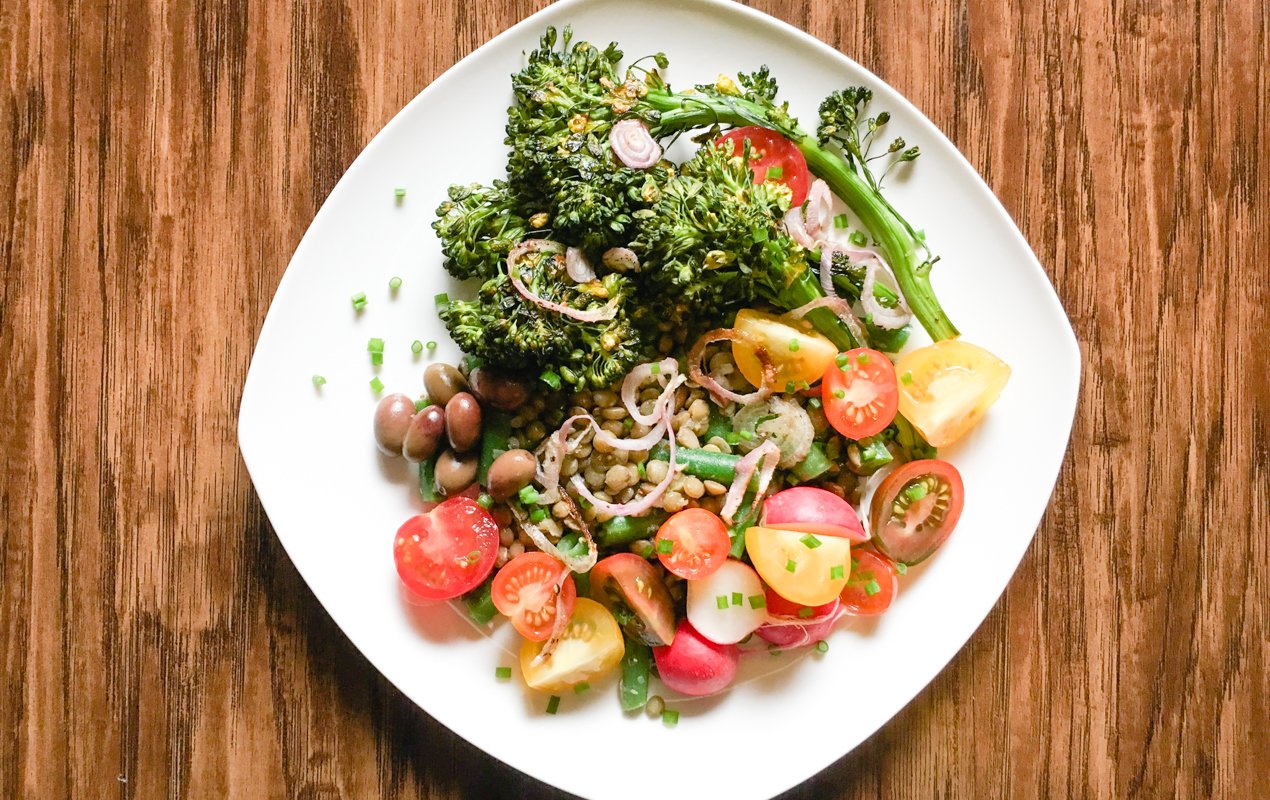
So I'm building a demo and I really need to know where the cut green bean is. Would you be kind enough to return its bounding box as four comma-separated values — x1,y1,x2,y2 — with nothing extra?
597,512,668,548
619,639,653,712
418,455,442,503
462,578,497,625
478,410,513,486
793,441,833,482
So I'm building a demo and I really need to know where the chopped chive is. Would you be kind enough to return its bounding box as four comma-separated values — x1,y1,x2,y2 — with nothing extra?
426,341,437,351
311,375,326,387
477,493,493,510
573,681,590,695
788,338,800,352
764,166,784,180
865,580,881,596
785,380,797,393
731,591,743,606
495,666,512,680
637,461,646,479
724,431,741,445
657,538,674,555
834,213,850,229
904,482,928,501
833,389,846,399
815,640,829,654
394,187,406,200
800,533,822,549
414,397,428,411
797,607,814,619
901,371,913,385
466,549,481,563
351,291,368,311
748,594,766,609
370,352,383,366
895,562,908,575
716,595,729,610
835,353,849,368
650,363,661,375
849,230,868,246
518,486,540,505
916,228,927,241
367,338,385,353
785,559,797,573
738,430,754,441
622,417,634,430
830,564,845,580
530,507,548,523
434,292,450,306
411,340,424,355
389,276,402,290
856,353,871,364
545,695,561,715
769,646,782,656
807,397,822,411
540,370,562,391
369,376,384,394
661,709,679,727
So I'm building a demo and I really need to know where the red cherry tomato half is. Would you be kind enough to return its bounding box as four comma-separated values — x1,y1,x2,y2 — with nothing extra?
870,459,964,565
762,486,868,542
840,548,899,616
653,620,740,697
492,552,577,642
755,587,841,648
715,126,811,206
393,497,499,601
822,348,899,440
590,553,678,646
655,508,730,580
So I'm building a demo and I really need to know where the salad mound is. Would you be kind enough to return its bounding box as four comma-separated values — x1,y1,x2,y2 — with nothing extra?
373,27,1010,720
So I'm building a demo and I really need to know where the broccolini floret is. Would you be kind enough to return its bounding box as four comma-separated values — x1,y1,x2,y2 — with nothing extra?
432,181,529,281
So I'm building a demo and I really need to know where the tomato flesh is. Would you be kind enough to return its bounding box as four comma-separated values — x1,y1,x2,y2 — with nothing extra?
895,340,1011,447
590,553,677,646
492,553,577,642
393,497,499,601
731,309,839,390
716,126,811,206
870,459,964,564
519,598,625,692
840,548,899,615
822,348,899,440
656,508,730,580
745,525,852,606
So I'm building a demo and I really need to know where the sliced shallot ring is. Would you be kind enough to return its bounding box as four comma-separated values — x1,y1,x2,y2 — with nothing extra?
783,206,817,250
565,246,596,283
687,329,775,406
720,440,781,524
861,260,912,330
510,503,597,575
609,118,662,169
621,358,680,426
569,394,681,518
535,414,601,493
507,241,617,323
753,603,849,652
594,415,668,452
601,247,640,273
803,179,832,239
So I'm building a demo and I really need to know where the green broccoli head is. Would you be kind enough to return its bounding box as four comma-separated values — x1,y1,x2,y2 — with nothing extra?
432,181,529,281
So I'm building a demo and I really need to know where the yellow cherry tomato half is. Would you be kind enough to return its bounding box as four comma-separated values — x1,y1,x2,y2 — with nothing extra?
731,309,839,390
519,597,625,692
744,525,852,607
895,340,1011,448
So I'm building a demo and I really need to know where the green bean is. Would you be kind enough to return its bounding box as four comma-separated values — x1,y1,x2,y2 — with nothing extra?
418,455,442,503
597,513,667,547
462,578,497,625
619,639,653,712
649,444,757,489
793,441,833,482
728,496,759,559
478,409,513,485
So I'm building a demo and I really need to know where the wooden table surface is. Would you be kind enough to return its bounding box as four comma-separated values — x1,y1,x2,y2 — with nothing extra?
3,0,1267,797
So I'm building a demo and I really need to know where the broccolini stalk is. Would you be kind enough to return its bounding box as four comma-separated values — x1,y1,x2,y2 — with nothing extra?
642,70,959,341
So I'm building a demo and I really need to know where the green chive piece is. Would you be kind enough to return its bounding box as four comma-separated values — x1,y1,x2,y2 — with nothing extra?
426,341,437,351
518,486,539,505
394,187,406,200
434,292,449,306
785,380,797,394
650,363,661,375
901,371,914,385
788,338,801,352
414,398,428,411
833,389,846,399
857,353,871,364
622,417,634,430
835,353,849,368
370,352,383,366
807,397,822,410
785,559,797,573
849,230,868,246
769,647,782,656
748,594,766,609
546,695,561,715
636,461,646,479
351,291,368,310
657,538,674,555
830,564,845,580
895,562,908,575
495,666,512,680
477,493,493,510
311,375,326,387
765,166,784,179
816,640,829,654
369,377,384,394
367,338,385,353
797,607,814,619
731,591,743,606
530,507,548,523
738,430,754,441
716,595,729,610
834,214,850,229
573,682,590,695
411,340,424,355
661,709,680,727
905,483,928,501
800,534,822,549
389,276,402,291
540,370,562,391
724,431,741,445
865,580,881,596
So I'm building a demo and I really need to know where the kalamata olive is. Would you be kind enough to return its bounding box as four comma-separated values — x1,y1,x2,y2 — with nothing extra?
469,367,530,411
402,405,445,462
434,449,478,495
373,393,416,456
423,363,467,406
486,449,538,500
445,391,482,452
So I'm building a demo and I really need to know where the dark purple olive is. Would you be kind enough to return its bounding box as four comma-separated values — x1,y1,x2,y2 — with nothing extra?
373,393,416,457
469,367,530,411
434,449,478,495
445,391,482,452
402,405,445,462
423,363,467,406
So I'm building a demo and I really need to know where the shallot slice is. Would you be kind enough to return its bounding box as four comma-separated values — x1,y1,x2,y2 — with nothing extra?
610,119,662,169
510,503,597,576
565,247,596,283
861,260,912,330
507,240,617,323
803,179,832,239
687,329,776,406
783,206,817,250
535,414,601,493
720,440,781,524
570,426,679,518
621,358,680,426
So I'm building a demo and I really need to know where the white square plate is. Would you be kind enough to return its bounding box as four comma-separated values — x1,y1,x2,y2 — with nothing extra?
238,0,1080,797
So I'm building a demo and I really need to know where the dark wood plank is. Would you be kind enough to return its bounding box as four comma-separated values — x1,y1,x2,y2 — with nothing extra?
1,0,1266,798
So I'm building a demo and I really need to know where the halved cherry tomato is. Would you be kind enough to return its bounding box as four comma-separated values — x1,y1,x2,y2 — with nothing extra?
519,597,625,692
870,459,964,565
716,126,811,206
762,486,868,542
895,340,1011,447
393,497,499,600
822,347,898,439
590,553,677,646
731,309,839,390
840,548,899,615
491,553,577,642
755,588,841,648
656,509,730,580
745,525,852,606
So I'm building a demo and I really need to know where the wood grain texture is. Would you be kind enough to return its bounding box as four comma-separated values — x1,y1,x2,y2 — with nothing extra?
2,0,1266,797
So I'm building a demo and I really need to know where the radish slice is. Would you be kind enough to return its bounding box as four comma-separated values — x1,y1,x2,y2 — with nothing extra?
610,119,662,169
686,560,768,645
507,240,617,323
